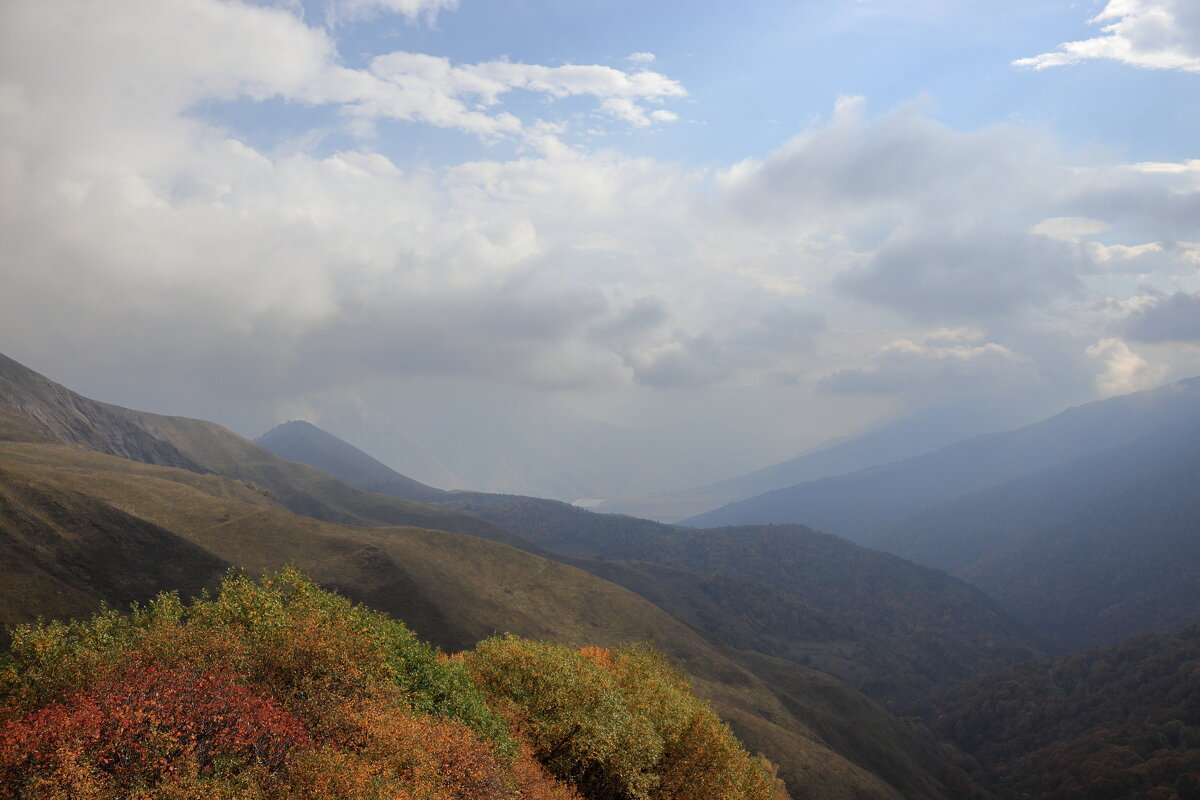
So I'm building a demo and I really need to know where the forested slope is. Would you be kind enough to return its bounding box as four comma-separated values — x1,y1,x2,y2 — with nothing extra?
919,624,1200,799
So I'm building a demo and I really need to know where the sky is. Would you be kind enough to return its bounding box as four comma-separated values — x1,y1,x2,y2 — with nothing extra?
1,0,1198,497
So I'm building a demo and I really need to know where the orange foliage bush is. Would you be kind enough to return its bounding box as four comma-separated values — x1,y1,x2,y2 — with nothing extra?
0,570,781,800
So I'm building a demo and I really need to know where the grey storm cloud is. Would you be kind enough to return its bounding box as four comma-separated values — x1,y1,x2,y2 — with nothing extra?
287,282,661,392
633,307,825,390
1071,180,1200,242
1124,291,1200,342
719,98,1064,227
835,228,1090,322
586,296,670,347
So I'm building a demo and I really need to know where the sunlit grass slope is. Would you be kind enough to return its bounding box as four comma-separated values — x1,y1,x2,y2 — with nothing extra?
0,352,526,548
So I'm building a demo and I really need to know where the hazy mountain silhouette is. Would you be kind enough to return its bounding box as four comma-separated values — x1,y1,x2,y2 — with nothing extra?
257,419,447,503
684,377,1200,539
596,402,1033,522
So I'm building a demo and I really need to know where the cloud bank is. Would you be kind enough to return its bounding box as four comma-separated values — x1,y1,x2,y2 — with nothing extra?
0,0,1197,480
1016,0,1200,73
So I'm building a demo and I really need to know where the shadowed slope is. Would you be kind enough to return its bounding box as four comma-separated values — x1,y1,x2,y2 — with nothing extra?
438,493,1042,706
918,624,1200,799
958,434,1200,651
241,416,1041,707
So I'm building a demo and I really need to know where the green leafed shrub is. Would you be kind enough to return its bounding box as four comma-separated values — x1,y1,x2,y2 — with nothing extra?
465,635,786,800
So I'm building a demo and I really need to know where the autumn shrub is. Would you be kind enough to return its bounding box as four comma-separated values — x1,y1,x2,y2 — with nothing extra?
465,636,784,800
0,569,776,800
0,567,511,757
0,661,308,796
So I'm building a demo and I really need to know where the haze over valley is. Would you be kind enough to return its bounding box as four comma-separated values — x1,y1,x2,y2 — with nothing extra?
2,1,1199,798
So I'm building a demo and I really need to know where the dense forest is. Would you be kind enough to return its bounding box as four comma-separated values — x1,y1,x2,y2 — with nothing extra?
918,625,1200,799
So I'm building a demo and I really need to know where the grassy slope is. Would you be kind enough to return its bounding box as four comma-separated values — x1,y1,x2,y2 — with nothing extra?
0,353,526,549
0,428,975,800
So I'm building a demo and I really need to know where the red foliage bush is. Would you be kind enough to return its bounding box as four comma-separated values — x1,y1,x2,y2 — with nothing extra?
0,662,310,793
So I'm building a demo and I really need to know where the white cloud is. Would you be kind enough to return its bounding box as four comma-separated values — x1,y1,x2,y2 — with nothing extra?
600,97,681,127
1088,239,1200,275
1015,0,1200,73
1031,216,1112,242
820,328,1040,397
2,0,1198,445
625,52,656,64
1086,337,1169,395
351,53,686,137
323,0,459,25
0,0,684,155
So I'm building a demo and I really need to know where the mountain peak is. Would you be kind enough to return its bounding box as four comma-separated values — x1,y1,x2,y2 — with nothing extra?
257,419,447,503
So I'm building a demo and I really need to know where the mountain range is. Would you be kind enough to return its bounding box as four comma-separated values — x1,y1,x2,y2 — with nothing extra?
0,351,982,800
5,348,1200,799
681,376,1200,652
257,416,1043,707
593,401,1041,523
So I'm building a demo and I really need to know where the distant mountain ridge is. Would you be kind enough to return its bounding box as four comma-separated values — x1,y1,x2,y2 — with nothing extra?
596,403,1032,522
0,352,522,547
684,376,1200,537
684,375,1200,653
257,420,447,503
955,420,1200,651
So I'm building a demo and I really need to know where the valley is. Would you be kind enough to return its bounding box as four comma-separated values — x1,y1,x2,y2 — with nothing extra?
3,351,1198,798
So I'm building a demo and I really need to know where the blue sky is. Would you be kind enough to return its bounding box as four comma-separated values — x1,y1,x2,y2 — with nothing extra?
201,0,1198,165
1,0,1198,497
